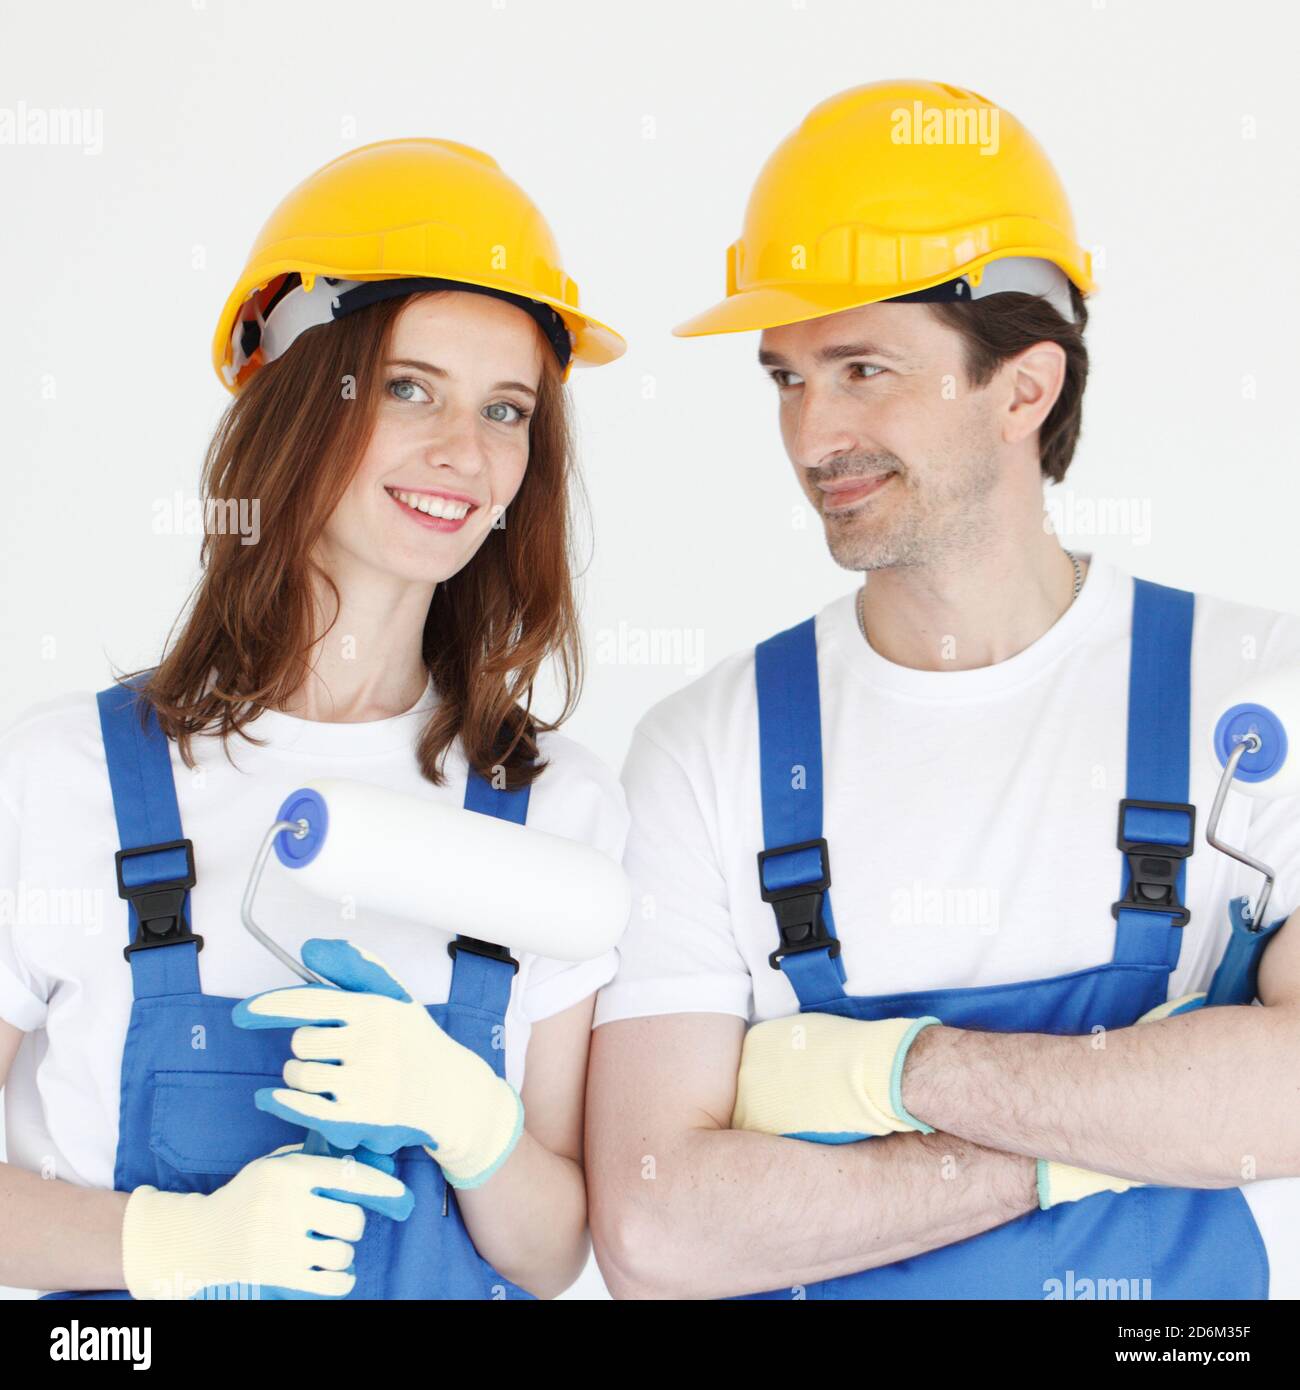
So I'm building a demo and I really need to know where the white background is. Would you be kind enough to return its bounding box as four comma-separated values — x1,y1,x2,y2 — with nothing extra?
2,0,1298,1299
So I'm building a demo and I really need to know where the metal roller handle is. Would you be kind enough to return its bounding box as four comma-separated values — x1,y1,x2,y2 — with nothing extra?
240,818,331,984
1205,734,1276,931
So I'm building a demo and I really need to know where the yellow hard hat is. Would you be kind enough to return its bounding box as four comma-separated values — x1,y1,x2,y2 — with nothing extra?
673,79,1095,338
213,138,625,391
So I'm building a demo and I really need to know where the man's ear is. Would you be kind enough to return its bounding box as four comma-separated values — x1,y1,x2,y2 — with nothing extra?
1001,341,1067,445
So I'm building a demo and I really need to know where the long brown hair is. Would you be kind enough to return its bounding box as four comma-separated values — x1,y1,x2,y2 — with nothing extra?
123,291,586,789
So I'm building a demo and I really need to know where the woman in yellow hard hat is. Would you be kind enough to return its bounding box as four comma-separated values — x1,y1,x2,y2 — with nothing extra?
1,138,628,1301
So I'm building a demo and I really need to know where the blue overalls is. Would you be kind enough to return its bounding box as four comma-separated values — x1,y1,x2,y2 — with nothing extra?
745,579,1281,1299
45,678,534,1300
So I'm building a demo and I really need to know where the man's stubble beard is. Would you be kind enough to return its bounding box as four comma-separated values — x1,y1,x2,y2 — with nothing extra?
822,438,1003,575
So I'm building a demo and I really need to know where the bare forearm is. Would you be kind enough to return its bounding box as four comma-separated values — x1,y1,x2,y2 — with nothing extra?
459,1131,589,1298
593,1125,1036,1299
903,1005,1300,1184
0,1163,128,1292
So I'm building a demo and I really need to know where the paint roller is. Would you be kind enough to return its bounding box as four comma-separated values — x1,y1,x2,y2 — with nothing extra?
243,776,630,976
240,776,632,1154
1204,664,1300,1004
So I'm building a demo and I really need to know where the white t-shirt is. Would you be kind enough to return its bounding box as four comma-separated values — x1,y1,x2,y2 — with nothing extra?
0,676,628,1193
594,553,1300,1296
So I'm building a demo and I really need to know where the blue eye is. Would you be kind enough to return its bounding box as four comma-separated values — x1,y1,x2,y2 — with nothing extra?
484,401,531,425
388,377,430,403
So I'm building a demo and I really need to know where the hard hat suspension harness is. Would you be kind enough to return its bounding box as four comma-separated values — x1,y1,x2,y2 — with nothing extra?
229,272,574,385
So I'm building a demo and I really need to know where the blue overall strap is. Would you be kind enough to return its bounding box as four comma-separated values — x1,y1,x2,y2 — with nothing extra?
754,617,847,1009
1111,579,1196,969
96,679,202,999
444,764,532,1075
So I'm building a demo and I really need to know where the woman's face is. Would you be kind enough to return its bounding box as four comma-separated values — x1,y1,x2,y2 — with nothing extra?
323,290,546,586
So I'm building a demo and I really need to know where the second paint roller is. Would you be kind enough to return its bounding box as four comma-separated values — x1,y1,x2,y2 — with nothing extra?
1204,663,1300,1005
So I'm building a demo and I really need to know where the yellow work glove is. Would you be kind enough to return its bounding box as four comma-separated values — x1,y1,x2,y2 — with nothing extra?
1036,992,1207,1210
235,939,523,1189
731,1011,941,1141
122,1144,413,1300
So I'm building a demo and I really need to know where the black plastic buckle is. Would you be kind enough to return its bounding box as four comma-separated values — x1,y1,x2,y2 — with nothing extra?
448,936,519,974
1110,799,1195,927
115,839,203,959
757,837,840,970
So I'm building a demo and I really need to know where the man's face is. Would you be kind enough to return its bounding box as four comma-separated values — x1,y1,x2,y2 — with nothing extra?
759,302,1007,574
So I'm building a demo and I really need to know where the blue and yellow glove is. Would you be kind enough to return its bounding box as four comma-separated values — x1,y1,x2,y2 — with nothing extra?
233,939,524,1190
122,1143,412,1300
1037,992,1207,1209
731,1011,941,1141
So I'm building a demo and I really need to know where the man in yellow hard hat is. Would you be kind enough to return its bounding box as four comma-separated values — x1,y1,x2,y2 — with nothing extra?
587,79,1300,1300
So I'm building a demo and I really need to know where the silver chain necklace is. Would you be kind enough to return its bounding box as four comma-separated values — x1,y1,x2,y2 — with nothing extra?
855,550,1083,643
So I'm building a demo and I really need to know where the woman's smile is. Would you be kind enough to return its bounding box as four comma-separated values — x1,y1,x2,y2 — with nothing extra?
384,484,480,533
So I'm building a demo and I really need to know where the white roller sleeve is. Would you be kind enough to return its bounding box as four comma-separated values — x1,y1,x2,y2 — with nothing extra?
273,777,631,962
1211,665,1300,800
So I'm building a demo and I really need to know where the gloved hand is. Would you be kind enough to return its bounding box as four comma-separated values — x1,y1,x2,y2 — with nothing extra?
731,1011,941,1141
1037,992,1207,1210
122,1143,413,1300
233,939,524,1190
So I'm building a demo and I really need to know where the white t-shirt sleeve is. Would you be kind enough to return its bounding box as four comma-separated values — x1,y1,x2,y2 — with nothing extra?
520,952,620,1025
517,739,629,1025
594,717,753,1026
0,732,50,1033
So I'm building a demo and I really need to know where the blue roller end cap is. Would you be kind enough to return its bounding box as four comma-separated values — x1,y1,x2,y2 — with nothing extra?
274,787,329,869
1214,703,1289,785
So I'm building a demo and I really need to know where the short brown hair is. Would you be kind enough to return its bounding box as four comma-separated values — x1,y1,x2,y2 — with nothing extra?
121,291,585,790
926,283,1089,484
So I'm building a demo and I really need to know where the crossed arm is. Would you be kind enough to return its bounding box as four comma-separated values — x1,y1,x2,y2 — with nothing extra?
902,907,1300,1186
586,1012,1038,1299
585,911,1300,1301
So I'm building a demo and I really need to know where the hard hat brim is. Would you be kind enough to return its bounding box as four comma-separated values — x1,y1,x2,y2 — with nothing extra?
672,283,881,338
673,252,1096,339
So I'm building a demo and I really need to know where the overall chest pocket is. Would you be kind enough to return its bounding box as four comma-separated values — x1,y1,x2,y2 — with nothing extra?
147,1070,305,1190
